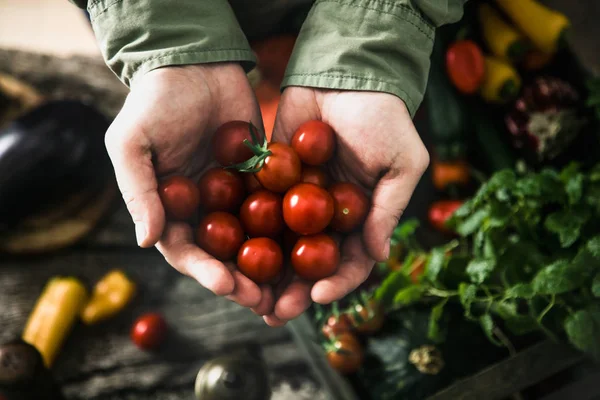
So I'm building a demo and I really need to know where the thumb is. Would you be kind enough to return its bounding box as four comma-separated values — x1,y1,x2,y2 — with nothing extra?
105,111,165,248
363,171,422,262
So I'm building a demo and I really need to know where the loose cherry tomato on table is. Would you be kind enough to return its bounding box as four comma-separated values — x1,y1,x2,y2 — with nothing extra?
131,313,167,351
349,299,384,335
325,333,364,375
237,237,283,284
255,143,302,193
239,190,284,238
428,200,463,234
446,40,485,94
197,168,245,213
158,176,200,220
291,233,339,281
322,313,353,339
196,212,245,261
243,173,263,193
291,120,336,165
328,182,369,233
301,165,329,188
211,121,264,166
283,183,334,235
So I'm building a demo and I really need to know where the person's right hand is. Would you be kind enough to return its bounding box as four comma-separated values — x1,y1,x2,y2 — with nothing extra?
105,62,264,308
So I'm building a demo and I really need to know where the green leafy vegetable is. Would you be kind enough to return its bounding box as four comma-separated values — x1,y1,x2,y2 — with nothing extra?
564,305,600,361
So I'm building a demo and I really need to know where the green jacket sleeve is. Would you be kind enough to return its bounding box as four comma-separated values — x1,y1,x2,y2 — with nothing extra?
282,0,467,116
70,0,256,87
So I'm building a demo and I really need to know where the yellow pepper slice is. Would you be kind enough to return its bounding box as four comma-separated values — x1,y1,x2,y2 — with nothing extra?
22,277,88,367
81,269,136,325
480,56,522,104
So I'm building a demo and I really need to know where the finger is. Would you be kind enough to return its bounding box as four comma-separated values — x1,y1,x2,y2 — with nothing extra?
363,169,424,262
312,234,374,304
271,88,320,144
251,285,275,316
263,314,286,327
105,104,164,248
224,264,262,308
156,222,234,296
273,279,313,321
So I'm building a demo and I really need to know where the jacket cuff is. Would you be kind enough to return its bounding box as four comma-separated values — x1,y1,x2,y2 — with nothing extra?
282,0,437,117
86,0,256,87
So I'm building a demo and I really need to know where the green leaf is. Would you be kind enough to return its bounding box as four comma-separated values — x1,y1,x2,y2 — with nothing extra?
393,285,426,306
466,258,496,284
455,208,489,236
479,314,502,346
544,209,588,248
428,298,448,343
565,174,584,205
488,202,512,228
532,258,589,295
374,270,412,307
504,314,540,335
425,247,446,283
459,283,477,319
586,236,600,260
505,283,535,299
592,273,600,298
564,305,600,360
391,218,420,245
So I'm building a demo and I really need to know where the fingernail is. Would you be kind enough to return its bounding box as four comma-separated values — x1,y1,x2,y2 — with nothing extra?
384,238,391,260
135,224,146,246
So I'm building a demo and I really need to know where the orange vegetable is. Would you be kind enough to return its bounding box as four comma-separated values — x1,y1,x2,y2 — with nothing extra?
432,159,470,191
445,40,486,94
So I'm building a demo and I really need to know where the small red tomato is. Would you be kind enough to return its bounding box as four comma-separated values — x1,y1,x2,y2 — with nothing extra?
237,237,283,284
329,182,370,232
326,333,364,375
446,40,485,94
196,212,245,261
197,168,245,213
158,176,200,220
322,314,353,339
291,120,336,165
212,121,264,166
239,190,284,238
428,200,463,234
301,165,329,188
283,183,334,235
243,173,263,193
255,143,301,193
348,299,385,335
130,313,167,350
291,233,339,281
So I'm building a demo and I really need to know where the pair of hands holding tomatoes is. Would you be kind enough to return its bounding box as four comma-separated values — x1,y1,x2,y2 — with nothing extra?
104,62,429,326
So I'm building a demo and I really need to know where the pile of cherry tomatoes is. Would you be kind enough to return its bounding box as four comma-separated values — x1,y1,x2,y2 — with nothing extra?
158,120,370,284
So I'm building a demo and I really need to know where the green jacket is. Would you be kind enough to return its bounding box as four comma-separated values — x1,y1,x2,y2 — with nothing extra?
71,0,466,116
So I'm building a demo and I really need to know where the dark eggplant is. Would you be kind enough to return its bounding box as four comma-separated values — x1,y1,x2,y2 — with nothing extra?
0,100,113,233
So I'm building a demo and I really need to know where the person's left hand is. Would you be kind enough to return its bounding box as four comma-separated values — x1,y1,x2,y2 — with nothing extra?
252,87,430,326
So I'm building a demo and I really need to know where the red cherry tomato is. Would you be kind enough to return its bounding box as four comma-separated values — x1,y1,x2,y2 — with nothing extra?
130,313,167,350
322,314,353,339
197,168,245,212
301,165,329,188
291,120,336,165
329,182,370,232
428,200,463,234
243,173,263,193
196,212,245,261
291,233,339,281
239,190,284,238
283,183,334,235
446,40,485,94
237,237,283,284
348,299,385,334
212,121,264,166
158,176,200,220
326,333,364,375
255,143,301,193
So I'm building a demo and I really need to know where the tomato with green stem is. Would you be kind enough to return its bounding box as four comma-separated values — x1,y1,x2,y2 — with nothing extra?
328,182,369,233
325,333,364,375
131,313,167,350
212,121,264,166
291,233,339,281
158,176,200,220
239,190,284,238
322,302,353,339
291,120,336,165
197,168,245,213
237,238,283,284
283,183,334,235
348,297,384,335
196,212,245,261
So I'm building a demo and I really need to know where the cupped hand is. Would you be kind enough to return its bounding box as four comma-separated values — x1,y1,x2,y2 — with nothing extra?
104,63,264,308
257,87,430,326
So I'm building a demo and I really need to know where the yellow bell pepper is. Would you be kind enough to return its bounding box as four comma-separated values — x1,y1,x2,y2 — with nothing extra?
480,56,522,104
22,277,88,367
478,3,529,62
81,269,136,325
494,0,570,54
